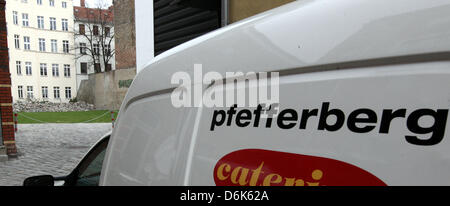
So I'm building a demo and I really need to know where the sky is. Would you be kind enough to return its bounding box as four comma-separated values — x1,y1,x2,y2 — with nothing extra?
73,0,113,8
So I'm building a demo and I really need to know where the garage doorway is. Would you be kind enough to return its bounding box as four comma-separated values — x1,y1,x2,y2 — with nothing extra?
154,0,222,55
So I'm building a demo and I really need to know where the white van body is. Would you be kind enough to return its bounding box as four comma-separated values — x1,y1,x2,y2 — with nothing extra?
99,0,450,186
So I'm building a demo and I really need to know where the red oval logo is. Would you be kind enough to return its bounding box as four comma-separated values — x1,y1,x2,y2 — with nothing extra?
213,149,386,186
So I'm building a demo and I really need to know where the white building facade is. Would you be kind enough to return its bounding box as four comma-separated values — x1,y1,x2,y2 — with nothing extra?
74,2,115,90
6,0,77,103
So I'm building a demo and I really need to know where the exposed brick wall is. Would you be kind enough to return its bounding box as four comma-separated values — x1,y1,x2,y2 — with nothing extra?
0,0,17,156
114,0,136,70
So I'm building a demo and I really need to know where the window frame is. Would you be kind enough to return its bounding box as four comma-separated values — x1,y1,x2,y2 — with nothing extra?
93,44,99,55
64,64,71,77
18,86,24,99
26,86,33,99
42,86,48,99
16,61,22,75
22,13,29,27
93,25,99,36
80,62,88,74
79,43,87,54
37,16,44,29
14,34,20,49
52,64,59,77
50,17,57,30
40,63,47,76
51,39,58,53
63,40,69,53
65,87,71,99
61,19,68,31
23,36,31,50
58,136,110,186
39,38,46,52
13,11,18,25
25,62,32,75
79,24,85,35
53,86,60,99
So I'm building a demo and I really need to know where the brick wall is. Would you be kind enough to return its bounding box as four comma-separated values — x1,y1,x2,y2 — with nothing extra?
114,0,136,70
0,0,17,156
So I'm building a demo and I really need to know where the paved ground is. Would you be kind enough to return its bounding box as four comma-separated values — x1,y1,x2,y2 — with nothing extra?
0,123,112,186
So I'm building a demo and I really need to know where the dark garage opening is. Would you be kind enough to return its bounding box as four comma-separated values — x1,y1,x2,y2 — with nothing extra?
154,0,222,56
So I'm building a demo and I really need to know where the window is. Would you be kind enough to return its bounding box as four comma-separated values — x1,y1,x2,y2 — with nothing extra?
104,27,110,37
65,87,71,99
13,11,18,25
80,43,86,54
16,61,22,75
105,64,112,72
42,86,48,99
104,45,111,56
39,38,46,52
61,19,68,31
51,39,57,53
50,17,56,30
22,13,29,27
62,1,67,8
37,16,44,29
94,63,100,73
40,63,47,76
52,64,59,77
80,62,88,74
73,137,109,186
18,86,24,99
36,0,42,5
25,62,32,75
14,35,20,49
93,44,99,55
63,40,69,53
93,25,99,36
64,64,70,77
79,24,85,35
49,0,54,6
23,36,30,50
53,87,60,99
27,86,33,99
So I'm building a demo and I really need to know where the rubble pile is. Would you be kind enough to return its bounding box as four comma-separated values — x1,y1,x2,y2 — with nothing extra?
13,100,95,112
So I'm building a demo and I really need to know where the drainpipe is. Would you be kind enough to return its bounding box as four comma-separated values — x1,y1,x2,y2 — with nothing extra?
221,0,229,27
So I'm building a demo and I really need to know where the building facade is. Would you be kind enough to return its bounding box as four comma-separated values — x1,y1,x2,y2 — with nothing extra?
74,0,115,90
6,0,76,103
0,0,17,156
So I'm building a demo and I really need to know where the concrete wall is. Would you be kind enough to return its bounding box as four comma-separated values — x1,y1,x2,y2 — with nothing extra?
77,67,136,110
228,0,295,23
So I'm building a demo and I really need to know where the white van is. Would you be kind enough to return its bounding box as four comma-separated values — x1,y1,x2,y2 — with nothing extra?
24,0,450,186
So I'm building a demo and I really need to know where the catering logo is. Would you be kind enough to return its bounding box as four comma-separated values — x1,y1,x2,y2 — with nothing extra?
213,149,387,186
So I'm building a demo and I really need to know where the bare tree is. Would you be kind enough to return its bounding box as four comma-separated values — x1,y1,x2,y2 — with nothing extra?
73,0,114,73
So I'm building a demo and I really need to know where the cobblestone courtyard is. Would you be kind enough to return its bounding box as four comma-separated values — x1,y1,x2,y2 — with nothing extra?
0,123,111,186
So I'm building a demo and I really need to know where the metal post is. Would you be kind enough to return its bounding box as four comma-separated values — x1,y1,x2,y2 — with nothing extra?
0,107,2,146
14,113,17,133
111,110,115,128
221,0,229,27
